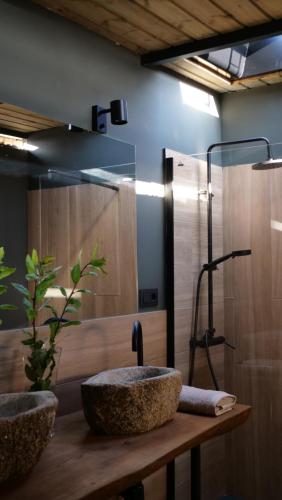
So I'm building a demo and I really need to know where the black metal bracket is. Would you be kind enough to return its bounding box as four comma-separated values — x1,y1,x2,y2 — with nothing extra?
121,482,144,500
92,105,110,134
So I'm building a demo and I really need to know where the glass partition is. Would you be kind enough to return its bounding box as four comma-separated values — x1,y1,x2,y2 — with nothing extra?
0,106,137,329
168,141,282,499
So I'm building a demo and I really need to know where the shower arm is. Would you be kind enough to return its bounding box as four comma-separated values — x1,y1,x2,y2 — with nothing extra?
206,137,271,337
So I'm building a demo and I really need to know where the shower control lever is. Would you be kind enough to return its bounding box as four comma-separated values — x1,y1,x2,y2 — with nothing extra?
224,340,235,350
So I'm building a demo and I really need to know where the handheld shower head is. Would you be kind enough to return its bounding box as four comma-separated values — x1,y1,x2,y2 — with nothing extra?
203,249,252,270
232,249,252,257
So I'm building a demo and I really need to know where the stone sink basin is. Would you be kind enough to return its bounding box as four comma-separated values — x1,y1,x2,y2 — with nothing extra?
0,390,58,483
81,366,182,435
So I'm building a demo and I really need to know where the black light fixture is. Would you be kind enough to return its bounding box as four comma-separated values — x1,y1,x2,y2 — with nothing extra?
92,99,128,134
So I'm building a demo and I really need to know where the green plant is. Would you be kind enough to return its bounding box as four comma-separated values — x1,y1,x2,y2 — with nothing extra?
0,246,17,323
12,247,106,391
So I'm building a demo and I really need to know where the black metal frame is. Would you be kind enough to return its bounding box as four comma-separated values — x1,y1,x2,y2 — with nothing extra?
164,154,176,500
164,155,175,370
141,19,282,66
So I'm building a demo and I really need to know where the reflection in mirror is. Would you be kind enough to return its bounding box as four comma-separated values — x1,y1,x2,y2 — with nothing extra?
0,103,137,329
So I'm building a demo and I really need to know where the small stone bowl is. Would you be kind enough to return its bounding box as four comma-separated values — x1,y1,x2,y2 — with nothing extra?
81,366,182,435
0,391,58,483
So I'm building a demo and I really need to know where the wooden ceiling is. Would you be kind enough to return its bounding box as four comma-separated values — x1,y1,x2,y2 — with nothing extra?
33,0,282,93
0,103,62,134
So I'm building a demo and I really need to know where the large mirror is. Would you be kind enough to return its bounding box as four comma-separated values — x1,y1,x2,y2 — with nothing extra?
0,102,137,329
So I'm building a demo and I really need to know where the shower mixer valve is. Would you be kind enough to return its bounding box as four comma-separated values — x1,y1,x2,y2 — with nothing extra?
190,330,235,350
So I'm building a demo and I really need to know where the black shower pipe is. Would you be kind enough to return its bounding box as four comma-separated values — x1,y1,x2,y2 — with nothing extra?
206,136,272,336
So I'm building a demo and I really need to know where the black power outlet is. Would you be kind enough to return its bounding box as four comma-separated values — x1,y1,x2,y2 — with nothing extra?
139,288,158,308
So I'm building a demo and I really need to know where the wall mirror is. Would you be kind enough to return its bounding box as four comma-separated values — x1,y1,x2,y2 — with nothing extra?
0,102,137,329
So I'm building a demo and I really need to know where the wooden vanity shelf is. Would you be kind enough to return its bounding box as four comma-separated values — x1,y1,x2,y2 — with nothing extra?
0,404,251,500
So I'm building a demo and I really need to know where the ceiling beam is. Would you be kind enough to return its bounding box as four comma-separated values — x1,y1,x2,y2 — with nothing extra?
141,19,282,66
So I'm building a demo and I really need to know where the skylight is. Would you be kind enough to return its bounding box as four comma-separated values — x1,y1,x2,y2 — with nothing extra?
200,34,282,80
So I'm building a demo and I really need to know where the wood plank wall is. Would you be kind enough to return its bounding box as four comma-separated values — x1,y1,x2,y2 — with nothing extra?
28,181,138,320
223,165,282,499
166,149,225,500
0,309,167,500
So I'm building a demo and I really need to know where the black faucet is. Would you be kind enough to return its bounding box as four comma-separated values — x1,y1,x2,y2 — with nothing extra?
132,320,143,366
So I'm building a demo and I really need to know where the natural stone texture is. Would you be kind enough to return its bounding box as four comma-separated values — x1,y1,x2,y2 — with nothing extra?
81,366,182,435
0,391,58,483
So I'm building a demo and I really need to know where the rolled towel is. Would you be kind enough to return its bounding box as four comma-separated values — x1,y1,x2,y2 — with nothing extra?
178,385,237,417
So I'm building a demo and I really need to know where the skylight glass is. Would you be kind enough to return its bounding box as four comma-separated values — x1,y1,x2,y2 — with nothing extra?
200,34,282,80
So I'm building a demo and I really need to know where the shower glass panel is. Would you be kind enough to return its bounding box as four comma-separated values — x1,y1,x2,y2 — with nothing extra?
168,142,282,499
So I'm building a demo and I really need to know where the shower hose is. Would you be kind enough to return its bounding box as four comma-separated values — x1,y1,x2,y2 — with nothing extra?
188,268,220,391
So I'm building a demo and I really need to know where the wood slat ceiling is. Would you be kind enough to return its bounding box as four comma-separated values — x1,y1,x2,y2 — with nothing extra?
32,0,282,93
0,103,62,134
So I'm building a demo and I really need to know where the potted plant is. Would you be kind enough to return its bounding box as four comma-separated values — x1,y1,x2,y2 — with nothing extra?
12,246,106,391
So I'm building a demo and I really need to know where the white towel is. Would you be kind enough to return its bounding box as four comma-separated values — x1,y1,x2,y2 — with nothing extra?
178,385,237,416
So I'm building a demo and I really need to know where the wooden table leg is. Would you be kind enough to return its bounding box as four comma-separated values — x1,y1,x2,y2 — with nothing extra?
121,482,145,499
191,446,201,500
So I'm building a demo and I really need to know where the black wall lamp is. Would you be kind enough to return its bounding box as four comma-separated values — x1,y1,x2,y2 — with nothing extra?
92,99,128,134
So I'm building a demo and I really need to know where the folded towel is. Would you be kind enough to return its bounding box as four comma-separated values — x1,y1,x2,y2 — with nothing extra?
178,385,237,417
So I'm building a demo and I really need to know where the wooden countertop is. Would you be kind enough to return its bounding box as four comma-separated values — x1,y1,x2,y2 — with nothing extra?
1,404,251,500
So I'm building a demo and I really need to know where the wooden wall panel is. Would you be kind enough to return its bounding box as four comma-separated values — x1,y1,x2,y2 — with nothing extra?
223,164,282,499
0,309,167,500
0,310,166,393
166,149,225,500
28,182,138,321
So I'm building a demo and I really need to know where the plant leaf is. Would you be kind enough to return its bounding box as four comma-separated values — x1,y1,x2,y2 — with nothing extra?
62,320,81,328
25,307,37,321
0,304,17,310
75,288,93,295
31,249,39,266
90,257,106,269
65,305,77,314
69,298,81,308
40,255,55,266
0,266,16,280
52,266,62,274
26,254,36,274
71,263,81,285
0,247,4,263
77,249,82,266
25,363,37,382
23,296,33,308
12,282,31,297
43,304,58,317
0,285,7,296
84,271,98,277
25,273,38,281
91,244,98,261
22,338,35,346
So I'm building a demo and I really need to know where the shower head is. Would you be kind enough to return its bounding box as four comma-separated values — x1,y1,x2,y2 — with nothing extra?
232,249,252,257
252,158,282,170
203,249,252,270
